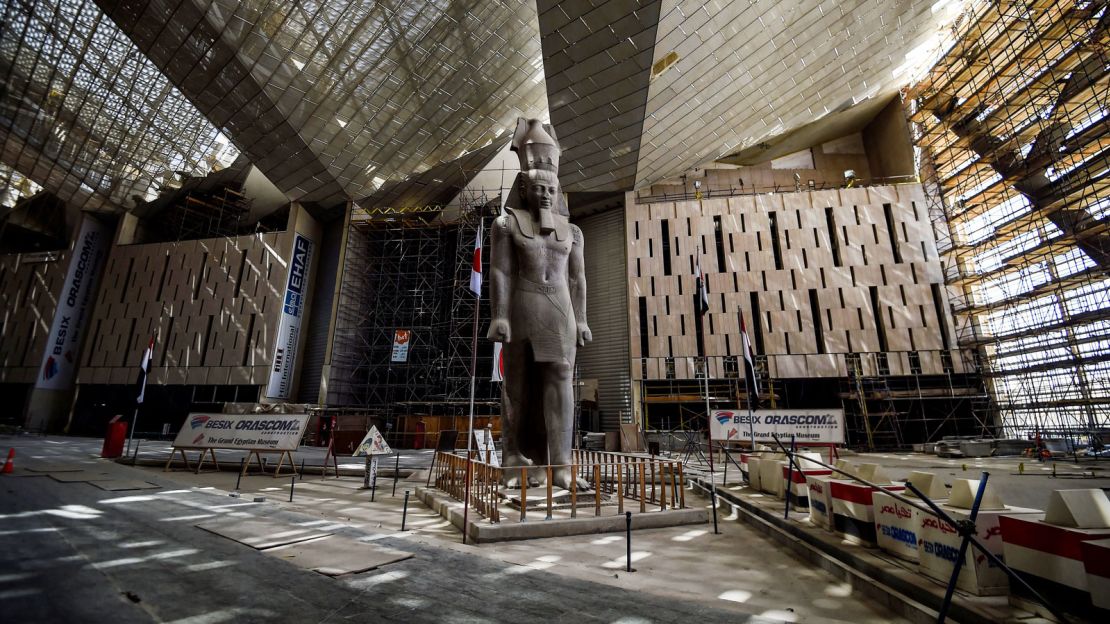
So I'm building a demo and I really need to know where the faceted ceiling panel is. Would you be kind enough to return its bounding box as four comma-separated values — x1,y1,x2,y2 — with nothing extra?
637,0,977,188
97,0,549,207
0,0,238,213
538,0,661,193
540,0,981,191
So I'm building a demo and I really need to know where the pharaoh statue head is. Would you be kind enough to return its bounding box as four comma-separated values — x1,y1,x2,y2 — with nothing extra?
511,118,561,233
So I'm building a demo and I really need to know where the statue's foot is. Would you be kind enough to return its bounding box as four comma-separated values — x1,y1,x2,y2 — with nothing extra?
552,466,591,491
501,453,534,488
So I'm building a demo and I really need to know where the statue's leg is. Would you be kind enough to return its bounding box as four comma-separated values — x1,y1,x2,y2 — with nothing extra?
500,340,533,488
543,360,590,490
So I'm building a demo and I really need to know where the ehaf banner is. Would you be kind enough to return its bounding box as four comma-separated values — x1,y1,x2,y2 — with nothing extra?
266,233,314,399
391,329,411,363
710,408,845,444
353,425,392,456
36,217,110,391
172,413,311,451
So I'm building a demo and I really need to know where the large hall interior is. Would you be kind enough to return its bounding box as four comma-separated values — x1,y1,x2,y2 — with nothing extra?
1,1,1109,623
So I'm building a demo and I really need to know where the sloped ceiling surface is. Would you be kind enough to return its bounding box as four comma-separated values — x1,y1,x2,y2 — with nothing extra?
97,0,549,207
540,0,978,190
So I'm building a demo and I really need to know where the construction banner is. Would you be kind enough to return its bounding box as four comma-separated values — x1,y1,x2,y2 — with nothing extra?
171,413,311,451
266,233,314,399
710,408,844,444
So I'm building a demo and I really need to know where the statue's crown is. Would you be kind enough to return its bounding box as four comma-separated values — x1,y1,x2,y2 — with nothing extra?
511,118,560,173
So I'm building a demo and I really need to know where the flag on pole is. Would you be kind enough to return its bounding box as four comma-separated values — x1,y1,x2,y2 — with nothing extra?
491,341,504,382
469,222,482,296
694,255,709,315
739,313,760,404
136,335,154,404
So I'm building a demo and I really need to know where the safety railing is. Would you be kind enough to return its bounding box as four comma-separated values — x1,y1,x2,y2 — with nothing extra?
431,449,686,524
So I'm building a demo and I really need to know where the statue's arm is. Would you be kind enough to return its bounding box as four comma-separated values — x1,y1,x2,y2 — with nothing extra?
487,215,512,342
569,225,591,345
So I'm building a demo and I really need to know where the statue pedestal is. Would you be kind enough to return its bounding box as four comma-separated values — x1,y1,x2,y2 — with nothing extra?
499,487,615,511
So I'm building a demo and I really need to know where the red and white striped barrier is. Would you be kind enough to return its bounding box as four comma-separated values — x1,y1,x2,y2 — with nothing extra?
1081,539,1110,610
806,474,836,531
1000,514,1110,592
918,503,1041,595
874,491,925,561
1001,489,1110,593
783,464,831,510
830,481,905,546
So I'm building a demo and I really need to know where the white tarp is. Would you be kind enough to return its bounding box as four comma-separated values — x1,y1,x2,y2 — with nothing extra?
711,408,845,444
35,217,110,391
172,413,310,451
265,233,314,399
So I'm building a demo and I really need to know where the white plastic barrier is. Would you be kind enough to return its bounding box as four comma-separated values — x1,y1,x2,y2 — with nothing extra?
918,479,1039,595
1081,539,1110,610
806,474,836,531
1000,489,1110,593
875,471,950,562
830,478,905,546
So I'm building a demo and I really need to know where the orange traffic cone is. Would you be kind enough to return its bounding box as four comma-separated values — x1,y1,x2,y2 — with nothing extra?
1,448,13,474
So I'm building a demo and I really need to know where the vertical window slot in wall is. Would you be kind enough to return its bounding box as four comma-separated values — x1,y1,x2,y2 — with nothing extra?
728,232,735,254
120,258,135,304
869,286,889,352
122,318,137,366
234,249,248,298
86,320,103,366
636,258,641,278
200,315,215,366
193,252,208,300
713,216,726,272
810,289,825,354
156,254,171,301
768,211,783,270
930,283,952,350
659,221,672,275
240,314,254,366
824,207,842,266
638,297,650,358
635,221,640,239
884,203,903,263
750,292,766,353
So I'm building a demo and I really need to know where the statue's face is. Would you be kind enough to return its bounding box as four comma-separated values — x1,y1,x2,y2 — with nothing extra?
524,170,559,212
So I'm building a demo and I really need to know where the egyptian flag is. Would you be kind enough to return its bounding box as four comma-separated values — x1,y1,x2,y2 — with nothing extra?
491,341,504,382
469,222,482,296
136,335,154,404
739,313,760,406
694,255,709,315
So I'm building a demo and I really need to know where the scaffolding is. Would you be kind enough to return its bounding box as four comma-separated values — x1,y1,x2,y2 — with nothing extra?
907,0,1110,442
326,210,452,416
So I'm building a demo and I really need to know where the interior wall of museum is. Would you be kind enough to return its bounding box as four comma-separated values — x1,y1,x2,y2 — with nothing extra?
0,243,76,383
627,184,967,380
574,207,631,430
75,205,322,398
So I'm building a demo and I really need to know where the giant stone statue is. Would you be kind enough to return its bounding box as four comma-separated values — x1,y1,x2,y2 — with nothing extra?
487,118,591,490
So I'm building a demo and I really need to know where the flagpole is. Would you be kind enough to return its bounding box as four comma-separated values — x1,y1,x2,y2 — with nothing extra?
695,255,719,534
126,334,152,457
740,308,757,455
462,217,482,545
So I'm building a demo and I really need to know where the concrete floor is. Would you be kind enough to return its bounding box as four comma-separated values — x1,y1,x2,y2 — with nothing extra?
1,435,905,623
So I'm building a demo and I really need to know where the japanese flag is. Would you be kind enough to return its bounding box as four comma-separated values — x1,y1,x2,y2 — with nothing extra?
469,222,482,296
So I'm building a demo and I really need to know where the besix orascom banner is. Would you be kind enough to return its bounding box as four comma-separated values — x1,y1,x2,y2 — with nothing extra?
35,217,110,391
711,408,845,444
172,413,311,451
265,233,314,399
